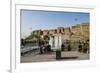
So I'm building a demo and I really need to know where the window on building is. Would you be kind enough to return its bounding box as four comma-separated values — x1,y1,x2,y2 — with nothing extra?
47,31,49,34
63,28,65,33
40,31,43,35
59,29,61,33
55,29,57,34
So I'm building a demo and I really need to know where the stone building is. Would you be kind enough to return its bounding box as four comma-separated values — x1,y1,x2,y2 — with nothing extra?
25,23,89,51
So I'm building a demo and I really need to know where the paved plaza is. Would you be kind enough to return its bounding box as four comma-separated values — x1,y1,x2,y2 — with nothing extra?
21,51,89,63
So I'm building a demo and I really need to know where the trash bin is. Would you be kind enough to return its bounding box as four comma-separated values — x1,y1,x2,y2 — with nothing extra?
56,50,61,60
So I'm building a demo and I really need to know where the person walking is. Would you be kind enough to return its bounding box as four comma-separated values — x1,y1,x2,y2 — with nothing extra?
68,44,71,51
61,43,65,51
78,42,82,52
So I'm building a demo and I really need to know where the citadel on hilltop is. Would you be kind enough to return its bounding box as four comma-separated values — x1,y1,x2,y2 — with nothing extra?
26,23,89,41
23,23,89,51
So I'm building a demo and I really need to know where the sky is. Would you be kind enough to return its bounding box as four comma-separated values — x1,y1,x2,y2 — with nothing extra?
21,10,89,38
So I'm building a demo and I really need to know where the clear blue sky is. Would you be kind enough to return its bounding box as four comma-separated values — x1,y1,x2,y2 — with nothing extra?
21,10,89,38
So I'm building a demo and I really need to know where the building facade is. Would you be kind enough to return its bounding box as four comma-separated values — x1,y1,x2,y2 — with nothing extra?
25,23,89,50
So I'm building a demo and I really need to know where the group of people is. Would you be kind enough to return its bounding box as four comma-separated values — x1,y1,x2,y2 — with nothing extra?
78,42,89,53
38,40,51,54
38,39,89,54
61,41,89,53
61,43,71,51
